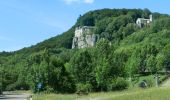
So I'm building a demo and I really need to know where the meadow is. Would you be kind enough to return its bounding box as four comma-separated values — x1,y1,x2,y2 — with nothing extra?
32,87,170,100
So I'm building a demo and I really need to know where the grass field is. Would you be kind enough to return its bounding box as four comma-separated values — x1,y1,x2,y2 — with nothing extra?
32,75,169,100
132,74,167,87
32,87,170,100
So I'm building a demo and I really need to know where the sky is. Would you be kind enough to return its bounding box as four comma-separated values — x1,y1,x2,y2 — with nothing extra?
0,0,170,52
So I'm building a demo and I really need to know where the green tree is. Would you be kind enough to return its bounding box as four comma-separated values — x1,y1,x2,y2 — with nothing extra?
125,54,140,86
95,57,111,91
95,39,112,91
162,43,170,71
70,50,93,84
0,64,4,94
146,55,156,73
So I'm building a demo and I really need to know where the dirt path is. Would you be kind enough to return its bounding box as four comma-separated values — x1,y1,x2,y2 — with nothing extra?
161,78,170,87
0,91,31,100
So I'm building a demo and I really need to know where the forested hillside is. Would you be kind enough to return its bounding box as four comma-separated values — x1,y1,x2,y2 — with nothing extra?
1,8,170,93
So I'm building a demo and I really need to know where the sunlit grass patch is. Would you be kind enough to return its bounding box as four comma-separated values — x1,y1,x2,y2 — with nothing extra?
32,87,170,100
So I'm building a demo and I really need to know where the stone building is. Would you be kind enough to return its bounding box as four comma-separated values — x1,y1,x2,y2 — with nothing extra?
72,26,99,49
136,15,152,28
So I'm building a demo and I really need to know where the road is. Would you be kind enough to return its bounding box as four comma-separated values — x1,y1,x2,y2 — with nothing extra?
0,92,31,100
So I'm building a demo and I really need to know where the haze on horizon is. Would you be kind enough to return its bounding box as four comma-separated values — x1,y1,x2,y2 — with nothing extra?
0,0,169,52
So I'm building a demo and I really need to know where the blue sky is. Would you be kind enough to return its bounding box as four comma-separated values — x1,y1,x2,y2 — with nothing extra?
0,0,170,52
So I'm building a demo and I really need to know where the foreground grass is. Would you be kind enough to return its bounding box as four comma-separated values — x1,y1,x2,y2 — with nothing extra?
133,74,167,87
33,93,79,100
32,87,170,100
110,87,170,100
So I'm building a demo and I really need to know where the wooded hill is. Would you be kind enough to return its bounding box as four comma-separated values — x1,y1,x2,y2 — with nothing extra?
1,8,170,93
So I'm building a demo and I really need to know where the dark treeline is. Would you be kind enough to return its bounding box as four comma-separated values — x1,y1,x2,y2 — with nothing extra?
1,8,170,93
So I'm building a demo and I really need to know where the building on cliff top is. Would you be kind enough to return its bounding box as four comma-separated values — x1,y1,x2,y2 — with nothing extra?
136,14,152,28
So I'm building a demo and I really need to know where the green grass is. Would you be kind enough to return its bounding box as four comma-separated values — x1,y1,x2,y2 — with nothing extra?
109,87,170,100
132,74,167,87
32,75,169,100
32,87,170,100
32,93,80,100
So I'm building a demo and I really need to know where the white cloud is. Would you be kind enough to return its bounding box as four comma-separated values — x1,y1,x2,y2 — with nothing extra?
63,0,94,4
84,0,94,4
63,0,79,4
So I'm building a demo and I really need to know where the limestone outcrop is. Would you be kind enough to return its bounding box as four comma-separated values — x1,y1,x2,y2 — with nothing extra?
72,26,99,49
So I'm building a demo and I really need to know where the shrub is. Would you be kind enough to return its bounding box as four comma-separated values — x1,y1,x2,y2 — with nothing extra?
44,86,54,94
5,82,30,91
76,83,92,95
112,77,129,90
0,89,2,94
0,83,2,94
145,78,154,87
5,83,17,91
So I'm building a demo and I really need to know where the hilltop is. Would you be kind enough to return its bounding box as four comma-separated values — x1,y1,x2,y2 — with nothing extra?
1,8,170,94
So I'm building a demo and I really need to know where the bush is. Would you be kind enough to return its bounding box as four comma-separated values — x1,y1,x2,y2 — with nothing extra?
44,86,54,94
145,78,154,87
0,90,2,95
76,83,92,95
112,77,129,90
0,83,2,94
5,83,17,91
5,82,30,91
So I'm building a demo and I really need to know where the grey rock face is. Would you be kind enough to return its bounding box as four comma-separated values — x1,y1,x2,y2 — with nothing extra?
72,26,99,49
